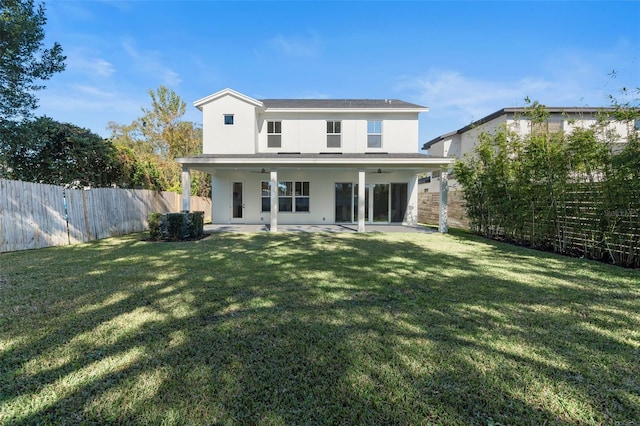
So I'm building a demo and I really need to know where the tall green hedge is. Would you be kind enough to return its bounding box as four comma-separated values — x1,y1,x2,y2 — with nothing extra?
455,102,639,267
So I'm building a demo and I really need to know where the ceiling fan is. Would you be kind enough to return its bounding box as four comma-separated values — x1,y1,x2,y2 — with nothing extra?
373,168,392,174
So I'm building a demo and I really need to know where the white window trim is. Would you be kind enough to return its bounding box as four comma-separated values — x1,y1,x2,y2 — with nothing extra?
327,120,341,148
261,180,310,213
367,120,383,149
267,121,282,148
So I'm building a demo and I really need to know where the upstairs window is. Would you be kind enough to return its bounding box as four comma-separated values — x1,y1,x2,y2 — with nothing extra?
326,121,341,148
531,120,562,135
367,120,382,148
267,121,282,148
224,114,234,125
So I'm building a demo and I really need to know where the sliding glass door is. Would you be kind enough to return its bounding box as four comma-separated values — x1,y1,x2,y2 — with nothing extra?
391,183,408,223
335,183,352,222
335,182,408,224
354,183,369,222
372,184,389,222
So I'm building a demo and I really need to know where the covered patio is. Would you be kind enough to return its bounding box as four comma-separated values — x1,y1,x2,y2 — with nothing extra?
177,153,455,233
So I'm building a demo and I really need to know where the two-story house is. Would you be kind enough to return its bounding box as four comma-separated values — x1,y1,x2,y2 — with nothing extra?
422,106,636,193
176,88,455,232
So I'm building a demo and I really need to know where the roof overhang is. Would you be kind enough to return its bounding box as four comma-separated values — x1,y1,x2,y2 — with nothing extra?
193,88,264,111
176,153,454,171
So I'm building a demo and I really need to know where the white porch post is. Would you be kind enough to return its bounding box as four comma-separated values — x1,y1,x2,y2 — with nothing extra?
358,170,366,232
181,165,191,212
438,169,448,233
270,170,278,232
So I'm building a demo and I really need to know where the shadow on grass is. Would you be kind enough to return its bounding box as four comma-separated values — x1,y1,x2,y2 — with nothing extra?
0,232,638,424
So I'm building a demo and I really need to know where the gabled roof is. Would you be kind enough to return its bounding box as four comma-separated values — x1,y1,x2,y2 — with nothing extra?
422,106,619,150
193,88,428,112
193,88,263,110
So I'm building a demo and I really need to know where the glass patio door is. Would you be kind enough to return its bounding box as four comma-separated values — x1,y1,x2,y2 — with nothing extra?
391,183,408,223
372,184,389,222
231,182,244,221
335,183,353,222
354,183,369,222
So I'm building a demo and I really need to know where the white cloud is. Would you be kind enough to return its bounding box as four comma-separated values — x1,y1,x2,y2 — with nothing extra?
122,39,182,86
67,54,115,77
398,43,639,144
37,84,143,136
265,32,321,57
401,69,553,123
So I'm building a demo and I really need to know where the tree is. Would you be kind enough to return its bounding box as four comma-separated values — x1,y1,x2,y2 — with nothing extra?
112,143,166,191
0,0,66,120
138,85,201,160
108,86,209,195
1,117,120,187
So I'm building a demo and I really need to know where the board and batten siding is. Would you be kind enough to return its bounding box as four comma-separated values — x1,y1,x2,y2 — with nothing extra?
0,179,211,253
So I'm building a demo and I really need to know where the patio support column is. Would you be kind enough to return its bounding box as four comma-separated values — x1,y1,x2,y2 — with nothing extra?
181,165,190,212
270,169,278,232
438,169,448,233
358,170,366,232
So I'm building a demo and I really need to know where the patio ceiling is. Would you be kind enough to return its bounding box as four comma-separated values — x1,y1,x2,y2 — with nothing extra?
176,153,455,173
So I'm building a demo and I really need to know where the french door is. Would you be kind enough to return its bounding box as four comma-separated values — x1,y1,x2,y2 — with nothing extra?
231,182,244,222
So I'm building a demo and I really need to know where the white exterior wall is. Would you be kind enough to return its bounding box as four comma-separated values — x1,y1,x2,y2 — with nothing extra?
201,95,257,154
212,169,419,225
256,112,419,154
425,111,634,194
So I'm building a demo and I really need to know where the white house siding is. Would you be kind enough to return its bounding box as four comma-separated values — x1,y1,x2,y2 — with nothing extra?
201,95,257,154
423,109,634,193
256,112,420,154
211,169,419,225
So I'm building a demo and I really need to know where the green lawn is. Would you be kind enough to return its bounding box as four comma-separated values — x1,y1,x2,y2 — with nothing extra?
0,230,638,425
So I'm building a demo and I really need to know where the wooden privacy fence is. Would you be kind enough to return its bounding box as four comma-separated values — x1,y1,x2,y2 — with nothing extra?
418,190,469,229
0,179,211,253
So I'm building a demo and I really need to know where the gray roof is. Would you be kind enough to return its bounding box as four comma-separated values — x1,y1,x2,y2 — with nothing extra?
260,99,427,109
422,106,620,150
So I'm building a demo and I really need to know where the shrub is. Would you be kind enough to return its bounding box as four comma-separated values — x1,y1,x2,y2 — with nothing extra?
148,213,162,240
147,211,204,241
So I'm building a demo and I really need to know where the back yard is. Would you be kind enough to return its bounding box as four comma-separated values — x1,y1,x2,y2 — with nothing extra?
0,231,638,425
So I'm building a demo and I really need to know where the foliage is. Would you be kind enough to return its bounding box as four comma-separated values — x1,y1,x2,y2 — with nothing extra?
147,211,204,241
108,85,209,196
0,116,121,187
455,100,640,267
147,212,161,240
112,143,166,190
0,0,65,120
1,231,638,424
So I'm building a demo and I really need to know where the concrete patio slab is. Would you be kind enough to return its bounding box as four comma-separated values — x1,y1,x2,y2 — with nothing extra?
204,224,436,234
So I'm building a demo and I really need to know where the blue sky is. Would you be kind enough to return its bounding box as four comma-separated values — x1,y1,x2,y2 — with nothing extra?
37,0,639,147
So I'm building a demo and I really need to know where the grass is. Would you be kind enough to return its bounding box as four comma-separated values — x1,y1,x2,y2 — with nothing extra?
0,230,638,425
